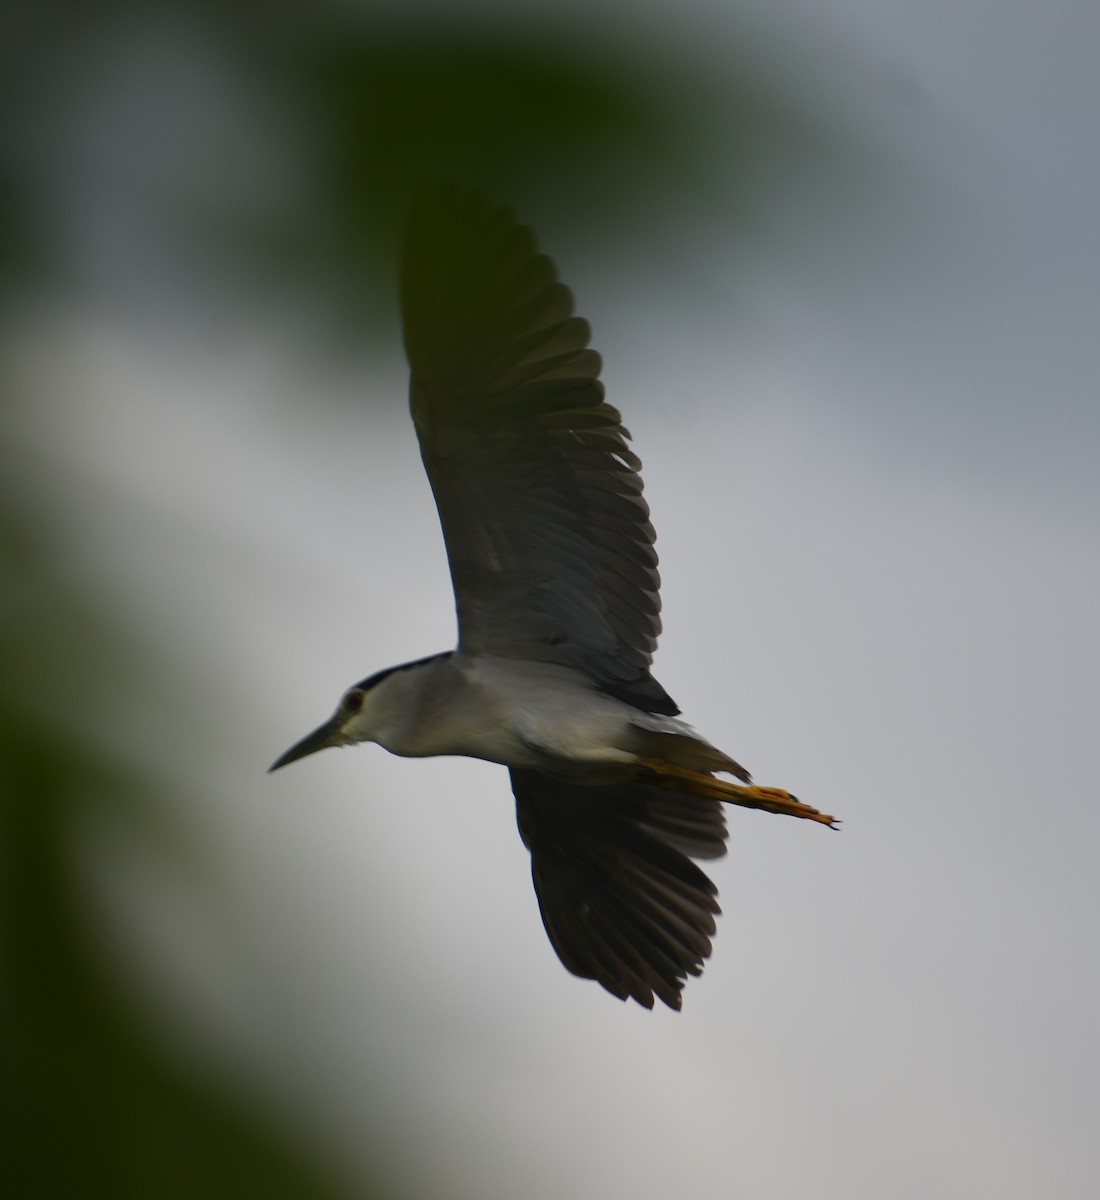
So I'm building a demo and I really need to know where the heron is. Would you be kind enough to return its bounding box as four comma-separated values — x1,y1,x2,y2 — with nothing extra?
270,187,836,1010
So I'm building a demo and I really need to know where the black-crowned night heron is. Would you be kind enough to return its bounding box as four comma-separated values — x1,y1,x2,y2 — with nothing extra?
271,187,836,1010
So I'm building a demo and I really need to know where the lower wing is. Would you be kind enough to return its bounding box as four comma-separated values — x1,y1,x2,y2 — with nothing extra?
512,768,727,1010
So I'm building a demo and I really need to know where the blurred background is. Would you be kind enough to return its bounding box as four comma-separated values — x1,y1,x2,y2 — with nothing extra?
4,1,1098,1197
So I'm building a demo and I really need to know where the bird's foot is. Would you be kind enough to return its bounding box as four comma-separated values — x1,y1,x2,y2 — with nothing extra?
729,783,838,828
638,759,838,828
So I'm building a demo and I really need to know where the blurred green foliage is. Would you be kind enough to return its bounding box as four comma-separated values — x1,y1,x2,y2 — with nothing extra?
4,0,845,325
0,476,370,1197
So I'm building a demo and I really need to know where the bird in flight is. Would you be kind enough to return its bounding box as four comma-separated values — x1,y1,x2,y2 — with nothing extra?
271,187,836,1010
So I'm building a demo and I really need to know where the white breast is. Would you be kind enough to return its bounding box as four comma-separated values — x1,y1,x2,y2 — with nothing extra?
362,653,642,771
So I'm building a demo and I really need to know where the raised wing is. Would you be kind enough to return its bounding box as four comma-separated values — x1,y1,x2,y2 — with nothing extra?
401,187,676,713
512,768,726,1010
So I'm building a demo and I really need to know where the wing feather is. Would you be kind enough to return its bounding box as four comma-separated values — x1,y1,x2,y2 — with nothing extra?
402,187,675,712
512,768,727,1010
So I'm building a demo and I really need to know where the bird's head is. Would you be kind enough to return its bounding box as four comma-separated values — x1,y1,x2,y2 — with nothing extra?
268,683,373,772
268,653,448,772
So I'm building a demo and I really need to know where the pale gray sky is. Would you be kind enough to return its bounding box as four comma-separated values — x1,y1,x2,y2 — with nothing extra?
8,1,1099,1197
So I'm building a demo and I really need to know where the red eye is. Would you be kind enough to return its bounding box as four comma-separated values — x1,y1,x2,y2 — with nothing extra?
344,691,363,712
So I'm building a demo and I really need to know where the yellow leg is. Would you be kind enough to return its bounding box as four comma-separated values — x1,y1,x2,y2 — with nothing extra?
637,758,838,828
